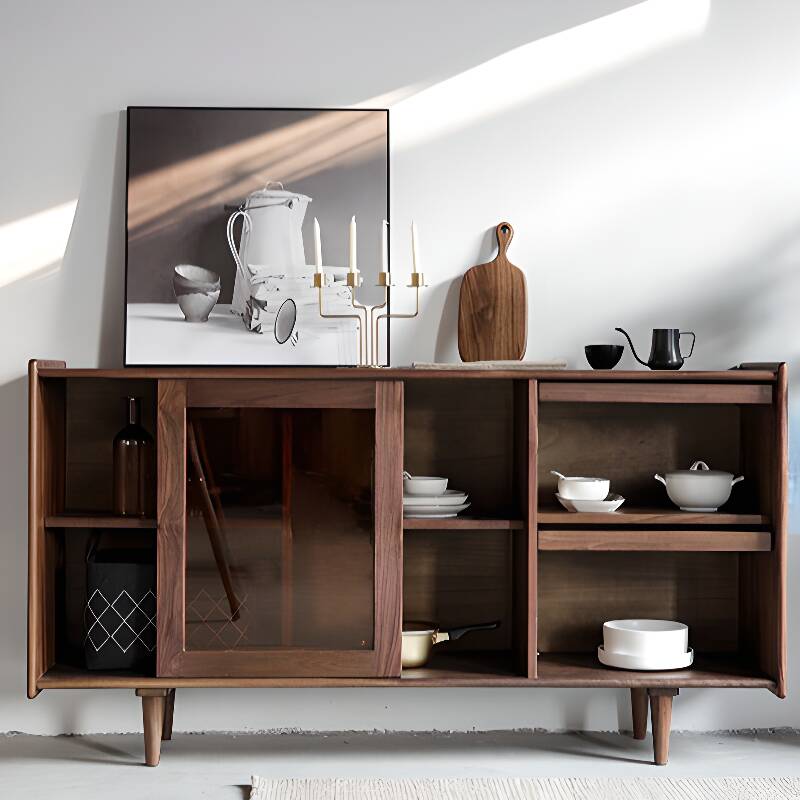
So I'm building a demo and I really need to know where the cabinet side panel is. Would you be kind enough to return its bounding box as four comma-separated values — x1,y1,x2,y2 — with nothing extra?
374,381,403,676
156,380,187,676
28,360,65,697
775,364,788,696
738,367,788,696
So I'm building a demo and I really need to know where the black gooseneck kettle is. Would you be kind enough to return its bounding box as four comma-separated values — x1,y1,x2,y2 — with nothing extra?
615,328,696,370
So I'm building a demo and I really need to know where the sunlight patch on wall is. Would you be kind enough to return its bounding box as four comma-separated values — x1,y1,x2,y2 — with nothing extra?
391,0,710,148
0,199,77,289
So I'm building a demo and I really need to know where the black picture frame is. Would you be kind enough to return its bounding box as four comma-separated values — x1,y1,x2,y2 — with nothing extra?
123,106,390,368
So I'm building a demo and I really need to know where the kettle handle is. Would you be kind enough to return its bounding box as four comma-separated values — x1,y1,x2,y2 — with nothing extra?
680,331,696,358
226,210,253,314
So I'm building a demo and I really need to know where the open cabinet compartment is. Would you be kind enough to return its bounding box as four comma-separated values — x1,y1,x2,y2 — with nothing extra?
402,527,531,679
401,379,534,679
29,372,160,694
61,378,158,515
537,400,772,519
403,379,529,521
535,391,782,690
47,526,157,676
536,548,779,689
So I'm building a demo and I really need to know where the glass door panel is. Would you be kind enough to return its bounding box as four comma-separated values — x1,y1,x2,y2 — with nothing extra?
184,407,375,654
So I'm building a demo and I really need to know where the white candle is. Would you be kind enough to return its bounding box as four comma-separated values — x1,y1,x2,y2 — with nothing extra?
313,218,322,273
381,220,389,273
349,215,358,273
411,221,419,273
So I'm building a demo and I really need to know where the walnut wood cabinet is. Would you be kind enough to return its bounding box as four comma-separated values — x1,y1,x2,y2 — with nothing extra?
28,361,787,767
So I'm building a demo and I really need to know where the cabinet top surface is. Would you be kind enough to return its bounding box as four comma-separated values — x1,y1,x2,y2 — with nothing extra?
30,361,780,383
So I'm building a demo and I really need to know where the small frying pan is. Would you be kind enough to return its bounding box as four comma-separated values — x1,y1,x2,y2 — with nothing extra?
401,620,500,668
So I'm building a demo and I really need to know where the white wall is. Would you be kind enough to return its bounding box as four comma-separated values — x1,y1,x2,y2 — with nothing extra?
1,0,799,734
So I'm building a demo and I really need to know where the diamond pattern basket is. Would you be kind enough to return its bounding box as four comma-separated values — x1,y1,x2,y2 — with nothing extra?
84,547,156,671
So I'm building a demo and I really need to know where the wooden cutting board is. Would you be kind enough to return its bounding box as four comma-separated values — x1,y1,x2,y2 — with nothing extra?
458,222,527,361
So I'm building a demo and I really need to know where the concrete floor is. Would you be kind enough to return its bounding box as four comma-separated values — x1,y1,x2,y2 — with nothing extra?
1,730,799,798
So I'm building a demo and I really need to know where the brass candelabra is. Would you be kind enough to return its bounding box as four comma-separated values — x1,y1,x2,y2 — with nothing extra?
312,269,426,366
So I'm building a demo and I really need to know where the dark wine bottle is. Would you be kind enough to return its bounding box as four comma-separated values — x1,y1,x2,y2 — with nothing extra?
113,397,154,517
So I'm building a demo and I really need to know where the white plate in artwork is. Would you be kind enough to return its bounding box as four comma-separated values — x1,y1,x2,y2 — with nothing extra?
597,646,694,671
556,493,625,513
404,503,471,518
403,490,469,507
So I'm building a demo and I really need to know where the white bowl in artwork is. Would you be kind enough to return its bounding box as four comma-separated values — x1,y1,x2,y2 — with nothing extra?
173,264,221,323
173,264,221,291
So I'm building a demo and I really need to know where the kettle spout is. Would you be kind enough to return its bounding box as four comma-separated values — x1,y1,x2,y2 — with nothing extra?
614,327,647,367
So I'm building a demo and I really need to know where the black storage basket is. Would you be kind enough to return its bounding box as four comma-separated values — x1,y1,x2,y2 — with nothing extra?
84,535,156,671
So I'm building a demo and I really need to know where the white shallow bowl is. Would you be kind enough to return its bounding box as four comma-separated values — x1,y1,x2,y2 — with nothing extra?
551,472,610,501
556,493,625,513
404,490,468,507
598,645,694,671
603,619,688,659
404,476,448,496
404,503,470,518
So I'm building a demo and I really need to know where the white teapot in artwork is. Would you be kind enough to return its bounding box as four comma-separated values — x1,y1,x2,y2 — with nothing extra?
226,181,311,320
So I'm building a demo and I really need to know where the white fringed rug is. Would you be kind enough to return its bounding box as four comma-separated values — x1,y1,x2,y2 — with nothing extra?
250,776,800,799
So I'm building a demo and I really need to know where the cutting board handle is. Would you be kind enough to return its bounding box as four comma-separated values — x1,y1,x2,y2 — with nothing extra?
495,222,514,258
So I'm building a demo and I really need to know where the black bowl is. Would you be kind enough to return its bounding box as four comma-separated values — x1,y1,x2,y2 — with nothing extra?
585,344,624,370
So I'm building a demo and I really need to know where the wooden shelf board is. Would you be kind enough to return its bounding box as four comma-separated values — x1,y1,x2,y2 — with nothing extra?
403,517,524,530
38,650,774,689
538,528,771,552
38,653,522,689
45,514,157,529
536,652,775,689
36,366,777,383
539,382,772,405
537,507,768,526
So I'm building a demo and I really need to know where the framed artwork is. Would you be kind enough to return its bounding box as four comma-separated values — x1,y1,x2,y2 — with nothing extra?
124,106,390,366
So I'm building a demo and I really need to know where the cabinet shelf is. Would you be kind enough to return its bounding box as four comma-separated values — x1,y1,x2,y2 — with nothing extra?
45,514,157,529
403,517,524,530
536,652,775,689
38,650,775,690
538,528,771,552
537,507,768,526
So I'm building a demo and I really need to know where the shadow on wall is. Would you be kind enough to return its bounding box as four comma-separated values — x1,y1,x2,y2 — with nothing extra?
98,112,128,368
0,376,28,704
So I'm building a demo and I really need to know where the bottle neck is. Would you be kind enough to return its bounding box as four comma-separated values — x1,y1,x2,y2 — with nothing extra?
126,397,141,427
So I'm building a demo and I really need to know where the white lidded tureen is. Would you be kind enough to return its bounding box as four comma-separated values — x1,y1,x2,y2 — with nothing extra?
655,460,744,512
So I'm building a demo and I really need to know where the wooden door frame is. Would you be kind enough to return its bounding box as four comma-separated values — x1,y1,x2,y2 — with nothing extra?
156,379,402,678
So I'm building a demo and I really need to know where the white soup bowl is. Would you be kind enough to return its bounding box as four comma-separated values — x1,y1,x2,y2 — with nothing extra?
603,619,688,658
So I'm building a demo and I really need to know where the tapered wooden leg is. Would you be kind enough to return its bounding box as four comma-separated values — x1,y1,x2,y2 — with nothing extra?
162,689,176,741
630,688,648,740
137,689,168,766
648,688,679,765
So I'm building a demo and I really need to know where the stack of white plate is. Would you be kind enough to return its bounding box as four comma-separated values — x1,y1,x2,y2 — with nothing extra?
402,474,470,519
597,619,693,671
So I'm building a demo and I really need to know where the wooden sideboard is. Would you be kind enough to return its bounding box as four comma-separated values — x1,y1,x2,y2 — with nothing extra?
28,360,787,766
